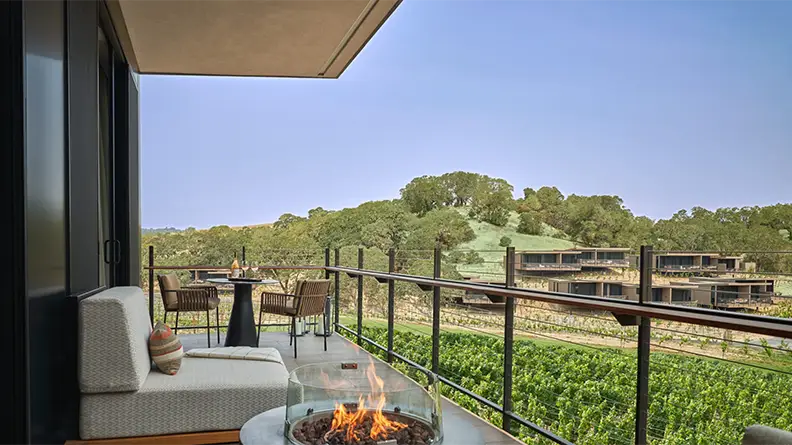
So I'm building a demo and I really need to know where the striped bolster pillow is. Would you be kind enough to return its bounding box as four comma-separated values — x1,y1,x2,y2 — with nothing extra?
149,322,183,375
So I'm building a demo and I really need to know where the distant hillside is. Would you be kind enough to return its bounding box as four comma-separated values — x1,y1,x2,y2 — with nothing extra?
454,208,574,280
142,227,180,235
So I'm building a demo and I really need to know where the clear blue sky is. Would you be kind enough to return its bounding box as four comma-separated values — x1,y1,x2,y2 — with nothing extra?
141,0,792,229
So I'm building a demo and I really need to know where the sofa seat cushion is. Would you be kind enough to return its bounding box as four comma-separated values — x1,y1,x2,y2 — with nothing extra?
79,354,289,439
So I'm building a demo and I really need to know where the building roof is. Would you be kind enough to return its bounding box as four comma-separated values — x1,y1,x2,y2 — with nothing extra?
108,0,401,77
688,277,774,284
571,247,632,252
518,250,578,255
656,252,722,257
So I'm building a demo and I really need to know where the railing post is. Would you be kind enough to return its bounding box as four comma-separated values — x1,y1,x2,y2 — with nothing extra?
503,246,515,433
334,248,340,328
324,248,330,279
387,248,396,364
241,245,246,277
148,245,154,325
635,245,653,445
357,247,364,345
432,247,441,375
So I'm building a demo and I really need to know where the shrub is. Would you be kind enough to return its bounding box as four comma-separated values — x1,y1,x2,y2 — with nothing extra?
517,212,542,235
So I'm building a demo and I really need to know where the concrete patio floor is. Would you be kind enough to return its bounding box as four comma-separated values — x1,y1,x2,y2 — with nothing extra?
179,330,524,445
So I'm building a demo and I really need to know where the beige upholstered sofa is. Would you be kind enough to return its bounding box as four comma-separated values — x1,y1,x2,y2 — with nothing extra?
742,425,792,445
77,287,289,442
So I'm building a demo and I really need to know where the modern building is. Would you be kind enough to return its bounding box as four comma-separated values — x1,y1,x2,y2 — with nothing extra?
686,277,775,307
513,247,631,277
654,252,744,273
2,1,400,442
548,278,627,298
622,283,700,304
549,278,701,304
189,269,231,282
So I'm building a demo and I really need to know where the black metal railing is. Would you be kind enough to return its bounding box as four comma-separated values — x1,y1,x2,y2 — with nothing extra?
327,245,792,445
143,244,792,445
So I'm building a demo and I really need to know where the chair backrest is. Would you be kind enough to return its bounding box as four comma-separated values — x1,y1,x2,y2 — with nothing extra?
78,287,153,394
157,273,181,309
295,279,331,317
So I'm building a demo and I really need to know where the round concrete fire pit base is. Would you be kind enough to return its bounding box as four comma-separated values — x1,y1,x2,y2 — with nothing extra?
241,406,485,445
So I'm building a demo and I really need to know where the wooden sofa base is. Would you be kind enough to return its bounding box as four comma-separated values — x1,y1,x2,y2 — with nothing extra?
65,429,240,445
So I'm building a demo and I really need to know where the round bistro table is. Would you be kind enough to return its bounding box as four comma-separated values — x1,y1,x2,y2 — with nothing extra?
207,278,278,347
240,406,484,445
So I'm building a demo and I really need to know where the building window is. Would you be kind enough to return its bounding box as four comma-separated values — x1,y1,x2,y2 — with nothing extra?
524,254,557,263
658,256,694,267
562,254,579,264
671,289,691,302
652,288,664,302
599,251,626,260
571,283,598,296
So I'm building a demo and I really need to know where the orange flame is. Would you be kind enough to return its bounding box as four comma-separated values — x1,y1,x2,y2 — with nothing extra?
324,358,408,442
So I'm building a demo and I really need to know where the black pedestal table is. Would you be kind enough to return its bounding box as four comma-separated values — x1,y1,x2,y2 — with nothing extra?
207,278,278,347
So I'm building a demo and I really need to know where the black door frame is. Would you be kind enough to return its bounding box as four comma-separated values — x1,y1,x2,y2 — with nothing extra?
0,0,31,442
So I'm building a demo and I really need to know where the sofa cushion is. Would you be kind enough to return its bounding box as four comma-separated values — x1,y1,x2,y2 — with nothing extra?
149,322,183,375
78,287,153,393
80,354,289,439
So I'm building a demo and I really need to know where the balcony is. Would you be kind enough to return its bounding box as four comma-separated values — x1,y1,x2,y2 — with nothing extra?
178,331,522,444
579,258,631,267
145,245,792,445
516,262,582,272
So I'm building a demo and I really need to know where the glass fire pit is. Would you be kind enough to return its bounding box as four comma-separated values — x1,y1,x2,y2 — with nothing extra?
285,360,443,445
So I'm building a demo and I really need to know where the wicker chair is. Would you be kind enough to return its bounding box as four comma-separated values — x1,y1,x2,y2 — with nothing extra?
258,279,331,358
157,273,221,348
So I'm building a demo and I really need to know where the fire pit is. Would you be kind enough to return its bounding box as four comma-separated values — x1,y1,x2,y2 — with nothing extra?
284,360,443,445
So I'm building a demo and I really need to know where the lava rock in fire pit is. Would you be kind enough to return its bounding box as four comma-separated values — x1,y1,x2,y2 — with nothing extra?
293,412,434,445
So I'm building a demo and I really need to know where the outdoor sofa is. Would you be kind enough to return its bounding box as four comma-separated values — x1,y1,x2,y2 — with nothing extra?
70,286,289,444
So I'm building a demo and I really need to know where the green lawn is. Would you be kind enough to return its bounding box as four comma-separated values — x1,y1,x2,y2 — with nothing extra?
453,208,574,280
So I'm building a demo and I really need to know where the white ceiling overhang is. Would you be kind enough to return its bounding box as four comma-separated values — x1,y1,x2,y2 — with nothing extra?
107,0,401,78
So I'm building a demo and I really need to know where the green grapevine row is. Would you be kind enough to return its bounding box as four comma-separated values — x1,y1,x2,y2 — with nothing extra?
342,326,792,445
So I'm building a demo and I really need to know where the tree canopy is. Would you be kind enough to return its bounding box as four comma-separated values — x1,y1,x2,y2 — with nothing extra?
143,172,792,278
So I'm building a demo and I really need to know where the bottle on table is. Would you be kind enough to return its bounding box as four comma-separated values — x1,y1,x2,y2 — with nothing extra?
231,254,241,278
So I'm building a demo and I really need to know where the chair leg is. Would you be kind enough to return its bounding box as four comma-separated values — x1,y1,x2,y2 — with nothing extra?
323,312,328,352
257,310,263,346
216,308,220,344
206,309,211,348
289,318,293,346
292,317,297,359
163,311,168,325
175,311,179,333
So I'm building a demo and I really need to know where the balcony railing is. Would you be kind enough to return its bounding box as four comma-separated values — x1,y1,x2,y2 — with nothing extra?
657,264,718,271
145,245,792,445
516,262,582,271
579,258,630,267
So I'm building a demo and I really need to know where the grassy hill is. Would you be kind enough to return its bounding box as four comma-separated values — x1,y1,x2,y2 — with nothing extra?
454,208,574,280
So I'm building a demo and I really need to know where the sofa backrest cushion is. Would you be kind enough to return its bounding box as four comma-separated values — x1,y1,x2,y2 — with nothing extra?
78,286,153,393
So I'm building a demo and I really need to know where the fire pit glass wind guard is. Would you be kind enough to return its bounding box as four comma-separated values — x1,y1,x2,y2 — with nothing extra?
285,360,443,445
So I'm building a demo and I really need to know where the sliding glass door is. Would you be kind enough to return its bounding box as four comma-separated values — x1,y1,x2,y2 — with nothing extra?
98,26,115,286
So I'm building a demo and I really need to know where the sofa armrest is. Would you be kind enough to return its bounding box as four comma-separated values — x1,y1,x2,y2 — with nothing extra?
742,425,792,445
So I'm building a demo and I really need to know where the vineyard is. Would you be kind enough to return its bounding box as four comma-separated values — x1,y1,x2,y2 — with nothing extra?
341,326,792,445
